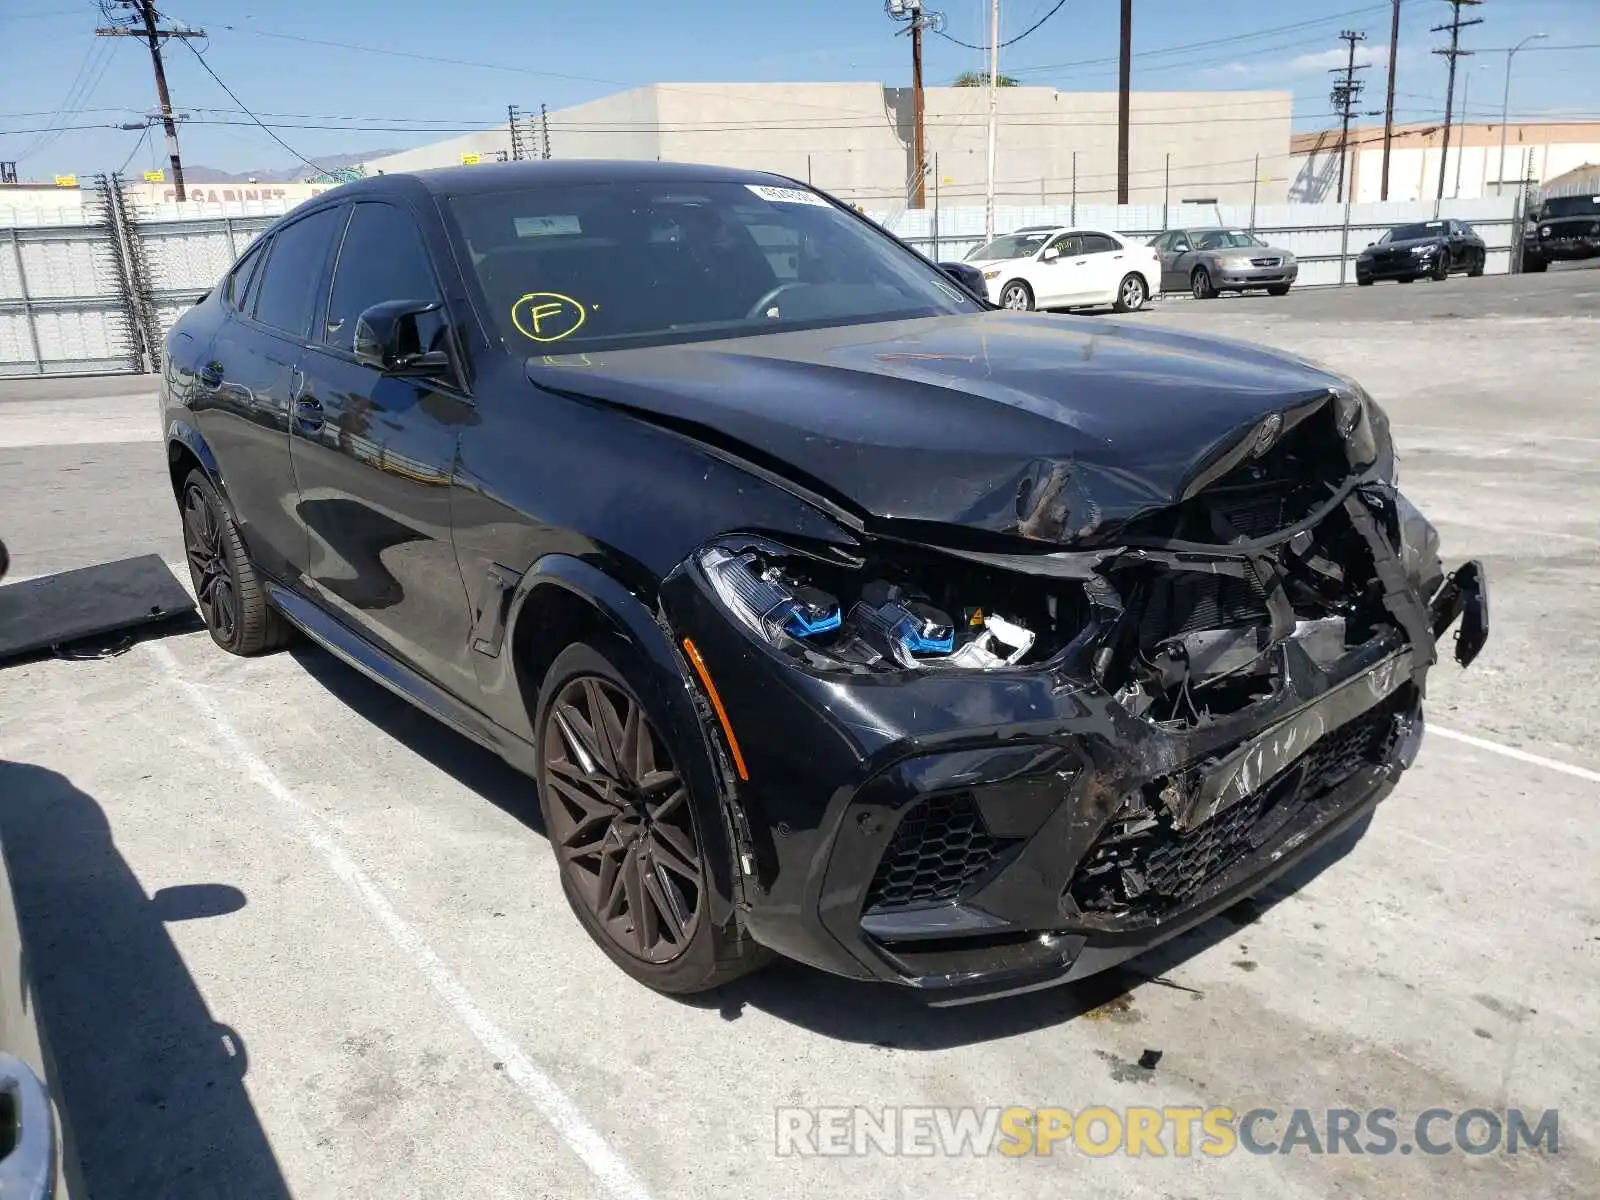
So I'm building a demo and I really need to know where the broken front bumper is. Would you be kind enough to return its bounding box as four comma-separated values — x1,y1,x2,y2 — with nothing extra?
663,530,1487,1001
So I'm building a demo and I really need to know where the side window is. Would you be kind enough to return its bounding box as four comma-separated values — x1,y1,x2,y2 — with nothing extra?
251,206,343,337
224,239,266,311
1148,232,1170,252
1081,233,1119,254
1046,233,1080,256
323,202,443,350
1172,231,1192,252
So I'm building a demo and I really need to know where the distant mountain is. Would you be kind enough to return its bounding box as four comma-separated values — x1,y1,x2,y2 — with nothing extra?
182,150,399,184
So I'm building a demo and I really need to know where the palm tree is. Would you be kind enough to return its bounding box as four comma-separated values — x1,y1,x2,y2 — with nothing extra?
952,70,1018,87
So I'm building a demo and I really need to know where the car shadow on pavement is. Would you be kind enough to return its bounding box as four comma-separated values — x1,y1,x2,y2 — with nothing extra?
691,815,1374,1049
0,760,291,1199
288,645,547,835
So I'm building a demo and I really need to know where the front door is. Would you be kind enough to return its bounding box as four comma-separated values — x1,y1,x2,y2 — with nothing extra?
195,206,344,584
290,200,480,698
1035,233,1088,306
1159,231,1194,292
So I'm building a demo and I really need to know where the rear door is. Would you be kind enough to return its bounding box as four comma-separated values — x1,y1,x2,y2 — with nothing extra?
290,199,480,698
1078,232,1126,303
195,206,343,584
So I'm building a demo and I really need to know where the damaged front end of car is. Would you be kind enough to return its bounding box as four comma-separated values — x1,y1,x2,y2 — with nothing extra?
659,384,1487,1002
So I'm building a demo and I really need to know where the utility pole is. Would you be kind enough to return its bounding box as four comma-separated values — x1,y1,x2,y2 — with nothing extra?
97,1,204,201
1117,0,1132,204
1380,0,1401,200
886,1,943,209
984,0,1000,238
1497,34,1546,197
1330,30,1370,204
1432,0,1484,203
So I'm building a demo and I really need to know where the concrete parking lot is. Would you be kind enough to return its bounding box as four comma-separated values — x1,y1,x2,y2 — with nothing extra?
1,269,1596,1198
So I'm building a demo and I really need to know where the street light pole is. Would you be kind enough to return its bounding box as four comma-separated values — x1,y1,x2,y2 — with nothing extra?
1497,33,1546,198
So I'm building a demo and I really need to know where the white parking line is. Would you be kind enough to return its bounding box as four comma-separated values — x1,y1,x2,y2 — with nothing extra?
1432,724,1600,785
146,642,656,1200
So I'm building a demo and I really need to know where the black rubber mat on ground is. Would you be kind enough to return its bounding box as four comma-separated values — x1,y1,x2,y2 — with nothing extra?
0,555,195,663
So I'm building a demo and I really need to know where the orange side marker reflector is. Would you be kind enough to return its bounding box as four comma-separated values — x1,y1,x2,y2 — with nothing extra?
681,637,750,781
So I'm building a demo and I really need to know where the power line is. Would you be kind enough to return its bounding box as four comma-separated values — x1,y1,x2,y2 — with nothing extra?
174,37,332,178
115,123,152,174
933,0,1067,51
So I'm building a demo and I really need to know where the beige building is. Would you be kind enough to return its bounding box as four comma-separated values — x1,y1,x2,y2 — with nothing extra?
365,82,1294,208
1291,120,1600,204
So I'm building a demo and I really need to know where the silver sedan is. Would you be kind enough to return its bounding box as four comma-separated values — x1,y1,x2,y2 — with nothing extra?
1150,228,1299,299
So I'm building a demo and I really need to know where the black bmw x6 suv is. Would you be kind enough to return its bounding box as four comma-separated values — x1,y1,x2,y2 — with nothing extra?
162,161,1487,1003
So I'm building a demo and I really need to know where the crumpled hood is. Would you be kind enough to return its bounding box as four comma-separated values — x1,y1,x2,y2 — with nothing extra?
523,312,1346,545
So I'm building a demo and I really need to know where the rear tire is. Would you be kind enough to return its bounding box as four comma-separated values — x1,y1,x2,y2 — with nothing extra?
1191,267,1216,300
534,638,768,994
1467,251,1485,277
179,469,292,656
999,280,1034,311
1398,276,1415,284
1357,276,1375,287
1113,272,1148,313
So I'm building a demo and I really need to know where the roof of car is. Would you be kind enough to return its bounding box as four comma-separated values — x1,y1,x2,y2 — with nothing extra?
333,159,807,199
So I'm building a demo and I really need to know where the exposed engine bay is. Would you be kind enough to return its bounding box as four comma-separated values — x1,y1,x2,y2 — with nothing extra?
695,390,1484,731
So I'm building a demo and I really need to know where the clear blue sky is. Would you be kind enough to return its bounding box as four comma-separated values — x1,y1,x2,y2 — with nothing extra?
2,0,1595,178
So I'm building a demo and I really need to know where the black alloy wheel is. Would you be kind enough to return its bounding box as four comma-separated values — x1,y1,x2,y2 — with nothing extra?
542,671,705,965
1191,266,1216,299
1468,250,1485,277
183,480,240,645
1432,252,1451,281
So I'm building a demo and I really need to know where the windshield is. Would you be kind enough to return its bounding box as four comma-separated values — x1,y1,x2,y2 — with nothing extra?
1384,222,1445,243
1194,230,1265,250
1543,195,1600,218
965,231,1053,261
449,180,974,353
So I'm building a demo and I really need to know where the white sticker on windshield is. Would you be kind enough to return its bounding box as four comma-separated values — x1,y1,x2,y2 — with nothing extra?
745,184,830,207
514,214,582,237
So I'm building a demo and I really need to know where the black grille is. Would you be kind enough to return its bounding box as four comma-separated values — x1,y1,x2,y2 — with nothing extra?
864,794,1015,913
1211,489,1296,538
1066,694,1406,923
1250,257,1282,268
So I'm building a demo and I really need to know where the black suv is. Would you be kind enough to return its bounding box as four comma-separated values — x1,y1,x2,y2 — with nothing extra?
1522,194,1600,272
161,161,1486,1002
1355,219,1487,285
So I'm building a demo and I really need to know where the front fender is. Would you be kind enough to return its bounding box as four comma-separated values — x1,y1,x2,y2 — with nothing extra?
502,555,748,924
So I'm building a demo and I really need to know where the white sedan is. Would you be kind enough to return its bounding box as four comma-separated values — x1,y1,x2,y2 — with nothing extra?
964,226,1160,313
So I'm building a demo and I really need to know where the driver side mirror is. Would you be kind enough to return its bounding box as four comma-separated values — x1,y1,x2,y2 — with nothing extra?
1041,247,1060,262
354,299,450,375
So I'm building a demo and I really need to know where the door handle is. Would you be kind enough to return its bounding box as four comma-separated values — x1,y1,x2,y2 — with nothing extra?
293,395,325,433
0,1053,56,1200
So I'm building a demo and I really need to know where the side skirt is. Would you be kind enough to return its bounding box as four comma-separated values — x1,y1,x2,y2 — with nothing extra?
264,582,540,777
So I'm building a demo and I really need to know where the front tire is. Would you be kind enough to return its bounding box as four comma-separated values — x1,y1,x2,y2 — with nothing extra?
1432,253,1450,281
1267,283,1291,296
179,469,291,656
999,280,1034,311
1113,272,1148,313
1357,276,1375,287
1191,266,1216,300
1468,251,1485,277
1522,254,1547,274
535,639,767,994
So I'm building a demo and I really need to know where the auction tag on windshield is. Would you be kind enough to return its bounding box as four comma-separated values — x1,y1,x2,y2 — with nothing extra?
745,184,830,207
514,214,582,237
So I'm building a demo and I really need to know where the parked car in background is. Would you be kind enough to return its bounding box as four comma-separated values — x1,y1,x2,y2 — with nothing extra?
963,226,1159,313
1150,228,1298,299
1356,219,1486,285
1521,194,1600,273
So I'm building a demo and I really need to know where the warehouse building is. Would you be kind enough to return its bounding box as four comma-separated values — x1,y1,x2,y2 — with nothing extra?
1290,120,1600,203
363,82,1294,208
